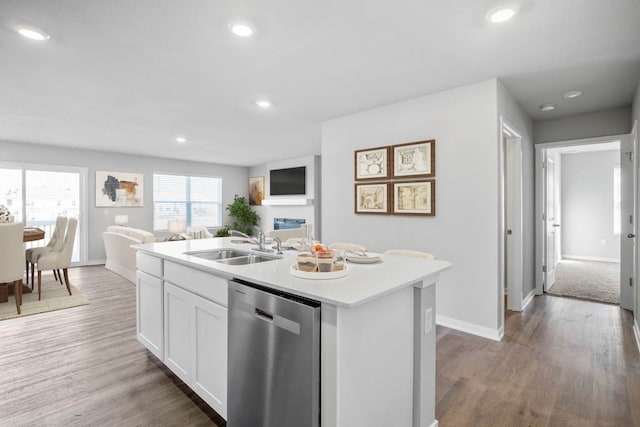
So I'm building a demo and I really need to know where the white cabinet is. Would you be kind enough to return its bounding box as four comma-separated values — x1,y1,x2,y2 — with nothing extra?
136,270,164,359
164,281,228,418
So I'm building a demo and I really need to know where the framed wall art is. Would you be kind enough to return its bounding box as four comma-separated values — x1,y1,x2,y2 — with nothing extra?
392,180,435,216
391,139,435,178
96,171,144,207
248,176,264,206
354,146,390,181
355,182,390,215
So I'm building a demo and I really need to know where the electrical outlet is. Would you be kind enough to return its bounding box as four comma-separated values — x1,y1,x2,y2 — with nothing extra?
601,238,607,246
424,307,433,334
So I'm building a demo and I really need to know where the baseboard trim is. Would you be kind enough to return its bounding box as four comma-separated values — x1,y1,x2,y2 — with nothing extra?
562,255,620,263
522,289,535,310
428,420,439,427
634,319,640,355
436,314,502,341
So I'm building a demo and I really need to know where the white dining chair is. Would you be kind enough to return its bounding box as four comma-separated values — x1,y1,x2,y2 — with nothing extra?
25,216,67,288
384,249,436,260
0,222,25,314
36,218,78,300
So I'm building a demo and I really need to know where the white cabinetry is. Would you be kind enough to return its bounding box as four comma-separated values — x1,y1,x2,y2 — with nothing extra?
163,262,228,419
136,253,164,360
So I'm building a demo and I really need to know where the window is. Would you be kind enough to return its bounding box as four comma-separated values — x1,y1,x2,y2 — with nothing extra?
614,165,621,235
0,164,84,263
153,173,222,231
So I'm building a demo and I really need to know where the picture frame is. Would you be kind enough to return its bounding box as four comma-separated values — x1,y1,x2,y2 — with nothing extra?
391,139,435,178
354,146,390,181
96,171,144,207
248,176,264,206
355,182,390,215
392,180,435,216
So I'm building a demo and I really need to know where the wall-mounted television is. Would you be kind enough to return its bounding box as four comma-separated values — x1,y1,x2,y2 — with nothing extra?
270,166,306,196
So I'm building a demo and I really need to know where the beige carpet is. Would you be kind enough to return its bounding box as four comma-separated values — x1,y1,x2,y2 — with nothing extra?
0,274,89,320
547,259,619,305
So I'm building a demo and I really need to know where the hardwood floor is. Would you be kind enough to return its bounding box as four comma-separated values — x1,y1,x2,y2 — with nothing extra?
1,267,638,426
0,266,224,426
436,295,640,427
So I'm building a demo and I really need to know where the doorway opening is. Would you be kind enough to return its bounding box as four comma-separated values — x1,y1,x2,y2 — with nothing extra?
536,135,634,309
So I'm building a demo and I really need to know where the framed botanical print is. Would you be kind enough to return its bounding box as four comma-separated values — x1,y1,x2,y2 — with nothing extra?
391,140,435,178
392,180,435,216
354,146,390,181
355,182,390,214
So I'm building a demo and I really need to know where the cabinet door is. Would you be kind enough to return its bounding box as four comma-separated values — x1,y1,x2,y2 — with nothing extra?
192,294,228,418
164,282,192,384
136,271,163,359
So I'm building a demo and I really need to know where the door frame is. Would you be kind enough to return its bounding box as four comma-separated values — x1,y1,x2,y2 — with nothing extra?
499,117,524,312
535,134,628,296
0,160,88,265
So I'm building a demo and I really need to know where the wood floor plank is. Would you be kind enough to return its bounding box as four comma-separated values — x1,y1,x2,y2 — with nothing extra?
1,267,639,426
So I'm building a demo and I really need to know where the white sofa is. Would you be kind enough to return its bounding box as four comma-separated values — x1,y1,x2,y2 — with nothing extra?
103,225,156,283
266,227,305,241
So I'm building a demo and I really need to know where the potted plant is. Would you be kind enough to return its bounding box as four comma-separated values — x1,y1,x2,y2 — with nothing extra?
226,195,259,236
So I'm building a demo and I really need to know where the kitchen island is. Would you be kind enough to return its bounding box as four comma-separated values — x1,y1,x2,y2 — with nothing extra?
134,237,451,427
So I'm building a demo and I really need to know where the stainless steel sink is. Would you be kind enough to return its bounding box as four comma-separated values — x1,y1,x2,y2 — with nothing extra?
184,248,280,265
185,249,248,260
217,254,279,265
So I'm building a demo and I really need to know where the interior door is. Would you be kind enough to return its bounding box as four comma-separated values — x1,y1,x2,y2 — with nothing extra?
621,132,637,311
544,155,558,291
505,134,523,311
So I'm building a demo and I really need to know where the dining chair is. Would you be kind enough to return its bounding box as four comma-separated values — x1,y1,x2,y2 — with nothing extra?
0,222,25,314
384,249,436,260
36,217,78,300
328,242,368,253
25,216,68,289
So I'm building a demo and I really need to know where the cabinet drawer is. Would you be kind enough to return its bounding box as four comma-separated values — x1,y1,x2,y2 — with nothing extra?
137,252,163,278
164,261,228,307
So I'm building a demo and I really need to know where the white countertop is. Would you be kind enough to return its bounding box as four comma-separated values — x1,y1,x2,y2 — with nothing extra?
134,237,451,308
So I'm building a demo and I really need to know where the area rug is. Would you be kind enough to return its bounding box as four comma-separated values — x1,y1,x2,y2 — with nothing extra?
547,259,619,305
0,276,89,320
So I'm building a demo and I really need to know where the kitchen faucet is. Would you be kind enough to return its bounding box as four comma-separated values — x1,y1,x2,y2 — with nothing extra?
229,227,273,253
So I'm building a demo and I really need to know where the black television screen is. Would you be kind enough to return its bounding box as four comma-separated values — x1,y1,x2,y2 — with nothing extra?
270,166,306,196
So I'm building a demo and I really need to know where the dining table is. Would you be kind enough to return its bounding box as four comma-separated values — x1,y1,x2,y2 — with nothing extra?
0,227,46,303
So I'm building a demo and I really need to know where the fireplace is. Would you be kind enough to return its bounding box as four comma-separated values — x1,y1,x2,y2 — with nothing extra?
273,217,305,230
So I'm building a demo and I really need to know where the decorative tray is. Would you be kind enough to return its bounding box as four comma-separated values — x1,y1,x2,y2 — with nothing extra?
290,263,350,280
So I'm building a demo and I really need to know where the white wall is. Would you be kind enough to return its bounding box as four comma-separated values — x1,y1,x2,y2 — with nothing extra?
534,106,631,144
321,79,502,336
497,81,536,308
631,80,640,336
249,155,321,238
561,150,620,261
0,139,248,262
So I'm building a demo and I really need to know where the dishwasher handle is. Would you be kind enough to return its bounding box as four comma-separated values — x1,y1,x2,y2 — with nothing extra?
255,307,274,323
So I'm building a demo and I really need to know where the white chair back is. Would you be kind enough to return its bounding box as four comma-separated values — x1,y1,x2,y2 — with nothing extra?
49,216,68,250
0,223,25,283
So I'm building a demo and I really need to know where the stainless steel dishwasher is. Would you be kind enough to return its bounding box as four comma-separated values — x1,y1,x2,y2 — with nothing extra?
228,279,321,427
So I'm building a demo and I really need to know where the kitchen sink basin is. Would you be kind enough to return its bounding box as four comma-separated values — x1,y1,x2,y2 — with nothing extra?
217,254,280,265
185,248,280,265
185,249,248,260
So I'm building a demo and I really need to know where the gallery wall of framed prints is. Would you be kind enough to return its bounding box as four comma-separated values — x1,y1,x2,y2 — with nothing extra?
353,139,435,216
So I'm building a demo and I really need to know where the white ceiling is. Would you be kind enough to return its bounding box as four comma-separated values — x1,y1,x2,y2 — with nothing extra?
1,0,639,167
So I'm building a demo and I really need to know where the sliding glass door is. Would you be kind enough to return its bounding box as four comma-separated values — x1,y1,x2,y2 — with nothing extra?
0,163,87,264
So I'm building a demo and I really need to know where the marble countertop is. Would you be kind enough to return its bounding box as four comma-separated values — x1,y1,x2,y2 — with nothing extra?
134,237,451,308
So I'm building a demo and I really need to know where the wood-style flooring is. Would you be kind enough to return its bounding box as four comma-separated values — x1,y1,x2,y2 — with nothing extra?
1,266,638,426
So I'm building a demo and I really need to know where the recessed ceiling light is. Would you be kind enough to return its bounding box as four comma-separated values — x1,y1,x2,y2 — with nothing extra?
255,99,272,108
563,90,583,99
230,23,254,37
486,4,520,23
539,103,556,112
176,136,187,143
16,25,50,41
